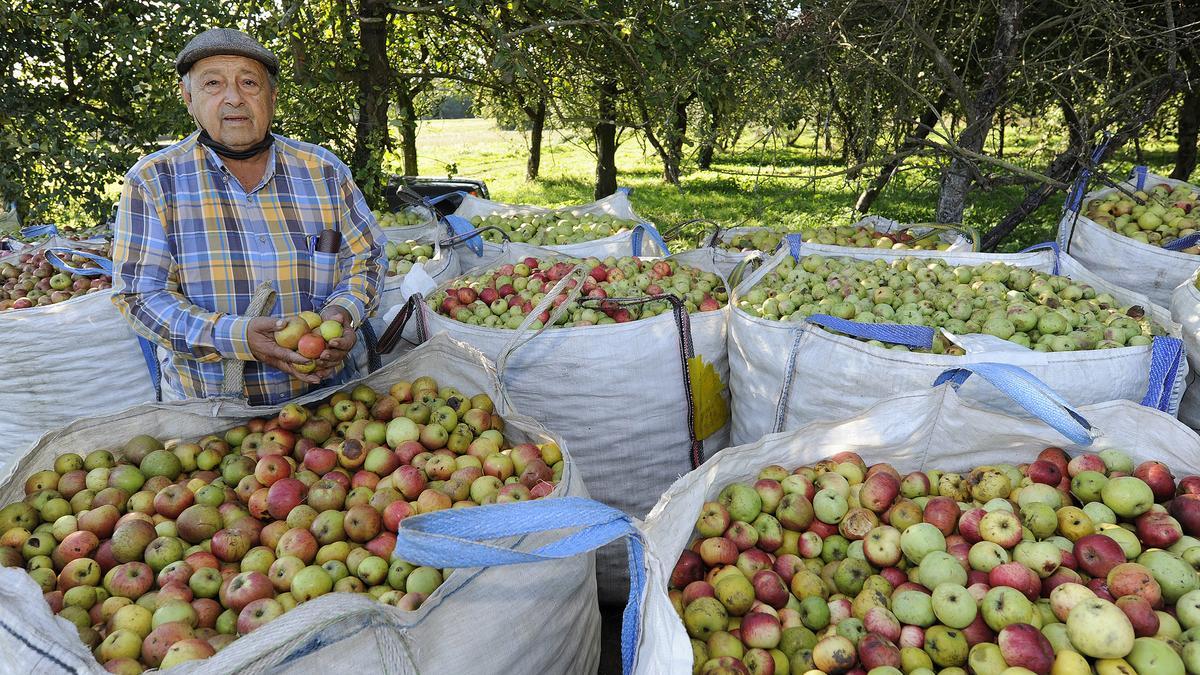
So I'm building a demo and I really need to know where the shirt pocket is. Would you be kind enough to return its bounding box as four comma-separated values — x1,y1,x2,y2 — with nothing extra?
311,249,338,306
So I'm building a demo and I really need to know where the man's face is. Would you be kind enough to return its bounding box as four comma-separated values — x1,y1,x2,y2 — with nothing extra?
180,55,276,151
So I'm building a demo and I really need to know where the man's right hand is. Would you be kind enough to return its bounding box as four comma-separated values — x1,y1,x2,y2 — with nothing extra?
247,317,322,384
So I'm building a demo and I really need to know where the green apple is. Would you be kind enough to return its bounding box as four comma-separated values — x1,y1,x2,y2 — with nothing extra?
968,541,1009,573
919,551,968,589
981,586,1033,632
1139,550,1198,604
900,523,946,564
1125,636,1185,675
1066,598,1134,658
892,590,935,627
1101,477,1154,519
932,583,977,629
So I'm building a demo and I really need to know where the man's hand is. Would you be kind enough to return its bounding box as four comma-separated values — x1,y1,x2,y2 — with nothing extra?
247,317,323,384
313,305,357,378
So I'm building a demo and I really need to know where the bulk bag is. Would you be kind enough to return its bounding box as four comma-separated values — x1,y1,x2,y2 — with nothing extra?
0,334,598,675
0,242,157,475
403,245,730,603
1170,268,1200,432
728,240,1187,445
704,217,974,279
1057,165,1200,307
352,364,1200,674
630,363,1200,673
451,189,670,271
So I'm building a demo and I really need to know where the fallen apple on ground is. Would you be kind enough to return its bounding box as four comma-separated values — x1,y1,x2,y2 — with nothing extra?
0,377,561,671
668,447,1200,675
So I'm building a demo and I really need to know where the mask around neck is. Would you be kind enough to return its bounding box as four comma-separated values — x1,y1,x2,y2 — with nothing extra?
197,127,275,161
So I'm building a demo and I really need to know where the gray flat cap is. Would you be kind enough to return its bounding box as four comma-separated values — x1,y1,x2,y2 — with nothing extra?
176,28,279,76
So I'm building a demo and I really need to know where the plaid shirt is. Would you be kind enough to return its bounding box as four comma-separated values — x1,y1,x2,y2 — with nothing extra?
112,131,384,406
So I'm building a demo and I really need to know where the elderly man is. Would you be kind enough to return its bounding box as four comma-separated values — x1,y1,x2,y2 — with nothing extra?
112,28,384,405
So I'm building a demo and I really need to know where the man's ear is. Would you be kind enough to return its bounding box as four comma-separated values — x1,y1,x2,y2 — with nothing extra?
179,79,191,108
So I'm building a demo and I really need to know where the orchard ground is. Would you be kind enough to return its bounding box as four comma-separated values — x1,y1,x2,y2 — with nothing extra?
385,118,1182,252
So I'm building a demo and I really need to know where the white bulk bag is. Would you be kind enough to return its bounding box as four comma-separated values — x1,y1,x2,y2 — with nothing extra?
360,364,1200,674
0,243,158,475
379,219,460,316
0,335,599,675
729,243,1188,446
451,189,670,271
1057,166,1200,307
404,245,730,604
630,363,1200,673
1170,268,1200,432
704,218,974,279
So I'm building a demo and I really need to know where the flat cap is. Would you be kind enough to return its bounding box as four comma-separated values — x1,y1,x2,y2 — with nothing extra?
176,28,279,76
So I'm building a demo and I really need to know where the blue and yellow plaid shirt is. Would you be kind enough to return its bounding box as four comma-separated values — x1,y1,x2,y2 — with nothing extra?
112,131,384,406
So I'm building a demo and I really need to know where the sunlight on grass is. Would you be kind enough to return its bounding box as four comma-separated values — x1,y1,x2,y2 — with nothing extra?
384,119,1181,252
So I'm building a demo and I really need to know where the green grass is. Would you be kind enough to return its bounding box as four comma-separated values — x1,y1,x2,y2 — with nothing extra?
385,118,1183,252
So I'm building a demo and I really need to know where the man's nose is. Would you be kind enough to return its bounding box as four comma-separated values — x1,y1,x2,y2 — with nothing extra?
223,84,245,106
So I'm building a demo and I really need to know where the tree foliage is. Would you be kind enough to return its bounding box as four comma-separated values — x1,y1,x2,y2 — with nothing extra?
2,0,1197,246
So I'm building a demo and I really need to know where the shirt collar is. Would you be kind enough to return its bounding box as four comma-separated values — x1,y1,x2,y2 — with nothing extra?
193,131,279,194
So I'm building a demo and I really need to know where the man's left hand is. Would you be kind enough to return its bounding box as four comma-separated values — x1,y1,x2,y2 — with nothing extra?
314,305,357,379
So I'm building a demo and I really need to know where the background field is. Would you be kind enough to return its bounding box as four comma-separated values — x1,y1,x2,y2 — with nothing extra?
387,119,1182,252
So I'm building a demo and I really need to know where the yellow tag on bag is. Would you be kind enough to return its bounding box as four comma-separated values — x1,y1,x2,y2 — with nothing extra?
688,355,730,441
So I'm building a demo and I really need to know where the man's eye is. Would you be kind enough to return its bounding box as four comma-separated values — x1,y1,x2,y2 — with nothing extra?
205,80,220,87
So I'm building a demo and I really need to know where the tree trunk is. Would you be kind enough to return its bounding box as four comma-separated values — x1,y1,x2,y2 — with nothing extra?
697,98,721,170
1172,86,1199,181
855,97,946,213
525,100,546,181
350,0,392,202
396,84,419,176
594,79,618,199
997,107,1006,159
980,76,1179,250
935,0,1023,224
663,98,689,183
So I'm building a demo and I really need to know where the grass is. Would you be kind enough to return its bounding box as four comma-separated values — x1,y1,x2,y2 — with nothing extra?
384,118,1184,252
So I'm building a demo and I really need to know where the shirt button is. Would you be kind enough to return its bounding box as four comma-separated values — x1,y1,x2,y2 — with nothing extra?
258,235,268,243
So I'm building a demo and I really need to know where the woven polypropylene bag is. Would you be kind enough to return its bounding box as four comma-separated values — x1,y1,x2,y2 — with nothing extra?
0,334,599,675
705,217,974,279
452,191,669,272
410,245,730,604
0,240,157,476
1057,168,1200,307
629,371,1200,673
1170,267,1200,432
728,243,1188,446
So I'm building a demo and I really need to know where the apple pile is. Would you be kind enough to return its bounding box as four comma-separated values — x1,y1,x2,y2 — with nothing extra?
272,312,345,374
805,225,956,251
0,377,560,672
372,209,431,229
427,256,727,329
467,211,641,246
720,227,953,254
0,249,112,312
1085,183,1200,252
738,255,1165,354
669,448,1200,675
384,240,436,277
